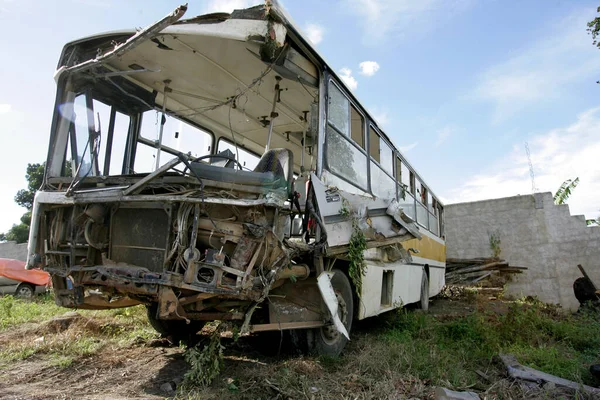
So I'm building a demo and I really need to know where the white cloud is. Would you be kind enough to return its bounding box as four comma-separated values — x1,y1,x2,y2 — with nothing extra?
0,104,11,113
448,106,600,220
368,106,391,129
399,142,418,152
434,125,455,146
343,0,472,44
359,61,380,77
472,11,600,121
339,67,358,90
205,0,256,13
304,23,324,45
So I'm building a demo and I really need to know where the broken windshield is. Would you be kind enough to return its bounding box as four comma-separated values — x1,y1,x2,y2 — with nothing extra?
56,90,214,179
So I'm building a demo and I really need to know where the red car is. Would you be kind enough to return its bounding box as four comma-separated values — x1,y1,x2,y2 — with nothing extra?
0,258,50,298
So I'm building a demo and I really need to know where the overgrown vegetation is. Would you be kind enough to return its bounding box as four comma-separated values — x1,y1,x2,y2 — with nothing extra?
347,220,367,297
375,299,600,388
340,199,367,297
175,295,600,399
182,324,225,387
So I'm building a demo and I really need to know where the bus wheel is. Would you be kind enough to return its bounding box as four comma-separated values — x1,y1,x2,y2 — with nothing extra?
418,270,429,311
146,303,205,346
311,269,354,357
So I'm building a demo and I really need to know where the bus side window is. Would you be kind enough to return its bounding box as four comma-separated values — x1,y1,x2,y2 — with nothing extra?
421,185,428,205
325,81,369,190
409,171,415,194
368,126,379,163
351,105,365,149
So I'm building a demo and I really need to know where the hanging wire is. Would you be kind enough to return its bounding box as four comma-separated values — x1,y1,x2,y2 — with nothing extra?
228,103,240,168
181,44,289,119
297,76,317,101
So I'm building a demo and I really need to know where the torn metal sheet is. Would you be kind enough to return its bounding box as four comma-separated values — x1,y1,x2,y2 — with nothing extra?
317,271,349,340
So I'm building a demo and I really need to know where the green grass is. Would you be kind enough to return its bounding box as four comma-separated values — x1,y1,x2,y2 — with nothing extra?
343,299,600,390
0,294,67,331
2,293,599,399
0,294,157,369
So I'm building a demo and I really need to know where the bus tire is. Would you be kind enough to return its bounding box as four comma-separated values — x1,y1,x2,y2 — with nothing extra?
309,269,354,357
418,270,429,311
146,303,205,346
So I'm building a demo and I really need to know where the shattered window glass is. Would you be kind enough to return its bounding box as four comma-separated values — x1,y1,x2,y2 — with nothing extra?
326,126,367,189
328,82,349,136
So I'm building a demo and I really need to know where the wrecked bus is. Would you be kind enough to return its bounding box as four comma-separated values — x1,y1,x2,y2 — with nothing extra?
27,1,446,355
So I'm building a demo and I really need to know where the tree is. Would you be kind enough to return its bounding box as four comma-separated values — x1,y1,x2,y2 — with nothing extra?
14,163,45,210
0,163,45,243
553,177,579,205
588,8,600,49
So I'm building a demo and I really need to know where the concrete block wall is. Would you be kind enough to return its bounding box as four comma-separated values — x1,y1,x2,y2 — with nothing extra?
445,192,600,310
0,241,28,261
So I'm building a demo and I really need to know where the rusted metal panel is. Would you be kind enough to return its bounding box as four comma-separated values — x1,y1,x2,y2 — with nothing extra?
110,208,169,272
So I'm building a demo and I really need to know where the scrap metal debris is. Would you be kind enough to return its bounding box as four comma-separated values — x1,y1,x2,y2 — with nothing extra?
499,353,600,396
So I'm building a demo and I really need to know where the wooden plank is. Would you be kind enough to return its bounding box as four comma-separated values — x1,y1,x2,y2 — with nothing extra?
447,257,497,264
445,261,508,276
249,321,324,332
471,271,496,283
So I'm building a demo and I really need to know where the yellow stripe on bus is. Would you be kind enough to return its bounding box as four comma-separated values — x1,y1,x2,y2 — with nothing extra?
403,234,446,263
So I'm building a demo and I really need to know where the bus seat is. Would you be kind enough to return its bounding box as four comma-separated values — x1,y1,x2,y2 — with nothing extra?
253,148,293,194
209,149,236,168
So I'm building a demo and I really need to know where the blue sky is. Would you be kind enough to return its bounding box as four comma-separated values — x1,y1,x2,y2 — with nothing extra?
1,0,600,234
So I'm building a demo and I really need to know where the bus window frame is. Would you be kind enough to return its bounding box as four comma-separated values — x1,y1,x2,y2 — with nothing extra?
368,124,394,178
367,123,397,199
216,136,261,170
132,109,215,173
323,78,370,194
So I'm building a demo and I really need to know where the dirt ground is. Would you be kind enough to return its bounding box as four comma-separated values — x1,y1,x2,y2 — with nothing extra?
0,292,595,400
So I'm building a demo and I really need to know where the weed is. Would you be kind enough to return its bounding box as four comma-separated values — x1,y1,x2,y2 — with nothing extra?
489,231,501,258
182,325,225,387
